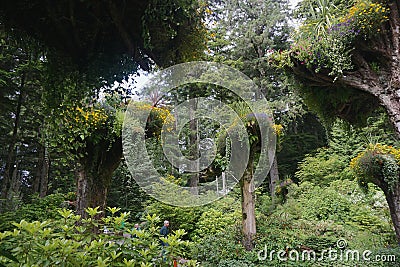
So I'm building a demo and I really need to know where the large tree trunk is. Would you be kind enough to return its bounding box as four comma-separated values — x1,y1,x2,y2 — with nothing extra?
385,184,400,245
75,137,122,218
76,164,110,218
379,88,400,138
9,160,20,197
241,156,256,251
33,144,44,194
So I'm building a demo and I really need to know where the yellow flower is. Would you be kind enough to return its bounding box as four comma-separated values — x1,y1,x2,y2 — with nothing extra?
272,124,283,136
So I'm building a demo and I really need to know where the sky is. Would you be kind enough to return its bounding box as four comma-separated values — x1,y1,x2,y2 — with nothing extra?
290,0,303,9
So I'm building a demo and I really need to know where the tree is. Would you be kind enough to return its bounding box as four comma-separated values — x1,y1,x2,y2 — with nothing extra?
1,0,207,216
206,0,296,250
279,0,399,136
47,103,124,217
276,0,400,243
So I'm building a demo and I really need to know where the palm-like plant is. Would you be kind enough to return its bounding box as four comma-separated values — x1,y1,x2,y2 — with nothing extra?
307,0,339,35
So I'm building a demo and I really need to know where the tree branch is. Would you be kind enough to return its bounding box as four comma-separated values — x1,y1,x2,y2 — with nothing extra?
108,0,150,71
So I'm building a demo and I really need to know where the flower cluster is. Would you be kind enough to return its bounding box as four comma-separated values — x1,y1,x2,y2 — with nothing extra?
272,124,283,136
133,102,175,135
49,103,124,158
135,103,175,126
58,105,110,147
341,1,389,34
328,19,361,38
351,143,400,169
64,106,108,130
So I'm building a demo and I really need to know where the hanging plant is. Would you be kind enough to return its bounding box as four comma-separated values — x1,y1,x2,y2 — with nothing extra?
350,144,400,192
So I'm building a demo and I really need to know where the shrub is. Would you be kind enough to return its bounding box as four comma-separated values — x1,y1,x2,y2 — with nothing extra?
0,193,66,232
0,208,197,266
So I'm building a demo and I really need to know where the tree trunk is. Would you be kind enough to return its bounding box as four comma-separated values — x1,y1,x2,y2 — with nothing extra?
33,143,50,197
368,170,400,244
269,155,279,198
39,145,49,198
9,159,20,196
33,144,44,194
75,137,122,218
379,91,400,138
189,98,199,195
76,163,109,218
384,184,400,245
76,163,88,217
241,157,256,251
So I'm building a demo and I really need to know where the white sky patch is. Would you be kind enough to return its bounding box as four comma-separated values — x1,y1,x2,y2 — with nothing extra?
289,0,303,10
135,71,153,95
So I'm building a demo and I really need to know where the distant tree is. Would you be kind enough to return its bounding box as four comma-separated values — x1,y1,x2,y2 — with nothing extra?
0,30,51,209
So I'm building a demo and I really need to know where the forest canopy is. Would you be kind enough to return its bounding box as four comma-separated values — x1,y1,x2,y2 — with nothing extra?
0,0,207,84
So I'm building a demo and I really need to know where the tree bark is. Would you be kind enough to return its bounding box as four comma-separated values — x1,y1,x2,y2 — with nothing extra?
33,143,50,197
269,155,279,198
75,136,122,218
379,92,400,138
9,160,20,198
33,144,44,194
384,185,400,245
39,145,49,198
241,156,256,251
189,98,199,195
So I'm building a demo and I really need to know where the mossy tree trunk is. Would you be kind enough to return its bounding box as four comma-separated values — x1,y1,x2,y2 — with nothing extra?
240,157,256,251
385,185,400,244
369,174,400,244
75,137,122,218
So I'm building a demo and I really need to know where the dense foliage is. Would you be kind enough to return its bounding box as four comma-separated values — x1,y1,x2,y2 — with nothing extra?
0,209,196,266
0,0,207,84
190,179,398,266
